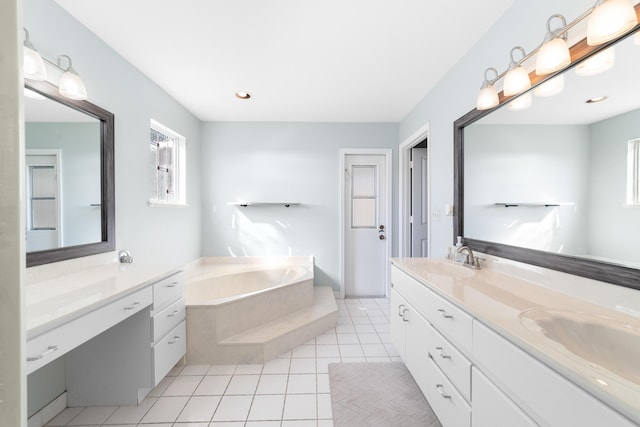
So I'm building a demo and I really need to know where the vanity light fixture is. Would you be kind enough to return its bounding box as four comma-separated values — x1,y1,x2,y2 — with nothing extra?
587,0,638,46
533,74,565,97
23,28,47,81
57,55,88,100
575,47,615,76
536,15,571,75
586,95,608,103
476,67,499,110
235,91,251,99
504,47,531,96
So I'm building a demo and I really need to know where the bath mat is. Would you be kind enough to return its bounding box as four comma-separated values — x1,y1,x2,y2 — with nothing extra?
328,362,442,427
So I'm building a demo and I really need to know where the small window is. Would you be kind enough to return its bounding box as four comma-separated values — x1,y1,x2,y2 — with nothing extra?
149,120,186,206
626,138,640,206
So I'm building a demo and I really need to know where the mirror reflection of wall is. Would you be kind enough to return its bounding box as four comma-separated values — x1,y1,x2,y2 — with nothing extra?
24,93,101,252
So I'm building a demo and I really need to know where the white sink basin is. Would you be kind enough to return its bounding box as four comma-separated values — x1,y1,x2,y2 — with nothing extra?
519,308,640,385
425,260,476,278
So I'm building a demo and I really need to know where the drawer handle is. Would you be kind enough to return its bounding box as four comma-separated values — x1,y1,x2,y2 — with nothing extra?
402,308,410,322
437,308,454,319
168,309,180,317
436,346,451,359
398,304,406,317
166,282,179,288
436,384,452,399
169,335,181,344
124,301,141,310
27,345,59,362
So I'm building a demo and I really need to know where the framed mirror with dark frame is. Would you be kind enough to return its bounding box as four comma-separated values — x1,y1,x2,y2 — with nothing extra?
24,79,115,267
454,26,640,291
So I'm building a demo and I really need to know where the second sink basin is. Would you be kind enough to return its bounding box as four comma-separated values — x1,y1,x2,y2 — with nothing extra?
519,308,640,385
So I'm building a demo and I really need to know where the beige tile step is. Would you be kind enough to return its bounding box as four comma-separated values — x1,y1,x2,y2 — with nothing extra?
215,286,337,363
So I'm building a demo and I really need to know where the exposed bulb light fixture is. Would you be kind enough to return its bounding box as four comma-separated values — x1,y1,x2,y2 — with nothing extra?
587,0,638,46
575,47,615,76
534,74,565,97
536,15,571,75
23,28,47,81
504,47,531,96
56,55,87,100
235,91,251,99
507,92,533,111
476,67,499,110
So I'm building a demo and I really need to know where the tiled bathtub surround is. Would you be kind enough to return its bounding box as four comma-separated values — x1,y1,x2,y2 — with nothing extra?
45,298,396,427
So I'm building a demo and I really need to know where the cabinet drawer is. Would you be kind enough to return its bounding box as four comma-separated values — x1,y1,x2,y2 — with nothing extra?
152,271,184,312
473,320,636,427
472,367,537,427
152,297,185,343
427,321,472,401
26,286,152,375
423,356,471,427
153,320,186,385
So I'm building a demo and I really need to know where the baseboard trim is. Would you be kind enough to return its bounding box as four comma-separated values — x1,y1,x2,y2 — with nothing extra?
27,392,67,427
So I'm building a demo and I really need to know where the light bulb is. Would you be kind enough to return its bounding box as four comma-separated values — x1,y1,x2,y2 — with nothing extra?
587,0,638,46
476,67,499,110
59,67,87,100
534,74,565,97
575,47,615,76
23,29,47,81
536,38,571,75
504,66,531,96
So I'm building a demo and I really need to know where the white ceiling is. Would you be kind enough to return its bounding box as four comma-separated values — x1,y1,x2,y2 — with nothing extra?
54,0,514,122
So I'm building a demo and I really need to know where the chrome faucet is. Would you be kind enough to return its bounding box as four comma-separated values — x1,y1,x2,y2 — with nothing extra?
456,246,480,269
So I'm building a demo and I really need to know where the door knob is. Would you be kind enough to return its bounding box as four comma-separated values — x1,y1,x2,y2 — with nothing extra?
379,235,385,240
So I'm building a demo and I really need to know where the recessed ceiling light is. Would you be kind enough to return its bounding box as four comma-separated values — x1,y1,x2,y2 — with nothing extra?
586,95,608,104
235,92,251,99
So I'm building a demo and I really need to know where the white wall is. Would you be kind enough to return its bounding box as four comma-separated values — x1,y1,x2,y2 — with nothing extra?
200,122,398,292
399,0,597,254
0,0,26,425
464,124,590,254
24,0,203,268
588,108,640,265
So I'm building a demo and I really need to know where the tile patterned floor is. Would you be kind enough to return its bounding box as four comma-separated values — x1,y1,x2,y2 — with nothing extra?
45,298,396,427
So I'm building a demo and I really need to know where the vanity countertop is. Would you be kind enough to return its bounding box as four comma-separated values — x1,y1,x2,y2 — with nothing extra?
391,257,640,425
25,262,182,340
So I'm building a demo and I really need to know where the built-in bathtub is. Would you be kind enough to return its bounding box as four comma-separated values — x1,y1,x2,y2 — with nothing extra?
184,256,321,364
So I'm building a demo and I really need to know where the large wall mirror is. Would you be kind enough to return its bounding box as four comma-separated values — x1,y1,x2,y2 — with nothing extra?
455,27,640,291
25,80,115,267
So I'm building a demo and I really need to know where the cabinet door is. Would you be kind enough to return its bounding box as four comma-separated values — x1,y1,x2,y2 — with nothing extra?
472,368,537,427
405,307,432,395
390,288,408,359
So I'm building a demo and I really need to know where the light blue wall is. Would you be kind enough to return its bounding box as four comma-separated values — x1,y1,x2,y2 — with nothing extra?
588,108,640,264
25,122,102,248
24,0,202,267
399,0,596,255
200,122,398,291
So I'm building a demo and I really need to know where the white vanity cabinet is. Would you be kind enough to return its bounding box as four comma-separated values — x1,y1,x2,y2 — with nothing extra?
390,262,637,427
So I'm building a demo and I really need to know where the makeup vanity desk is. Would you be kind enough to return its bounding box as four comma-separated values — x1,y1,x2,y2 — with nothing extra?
25,262,186,406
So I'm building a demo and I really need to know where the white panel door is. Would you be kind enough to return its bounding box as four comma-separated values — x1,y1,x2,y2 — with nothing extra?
344,153,388,297
411,147,428,257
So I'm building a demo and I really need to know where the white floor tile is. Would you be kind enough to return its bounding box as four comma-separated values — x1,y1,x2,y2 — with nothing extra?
317,374,330,393
245,421,281,427
180,365,211,376
340,357,366,363
316,358,341,374
262,358,290,374
276,350,292,359
377,332,393,343
347,308,368,317
147,375,174,397
104,398,156,425
289,358,317,374
292,345,316,358
316,344,340,358
234,364,264,375
247,394,285,421
209,422,245,427
68,406,117,426
373,323,391,333
357,333,381,344
282,394,317,420
369,315,390,324
225,374,260,395
336,333,359,344
176,395,221,422
141,396,189,424
194,375,232,395
163,375,204,396
336,323,355,333
45,407,83,426
281,421,317,427
339,344,364,358
362,343,388,357
287,374,316,394
212,395,253,422
384,342,400,357
336,317,352,325
317,393,333,419
318,419,335,426
207,365,237,375
167,364,184,376
351,316,372,325
315,333,338,345
365,308,384,317
256,374,288,395
366,356,391,362
354,324,376,333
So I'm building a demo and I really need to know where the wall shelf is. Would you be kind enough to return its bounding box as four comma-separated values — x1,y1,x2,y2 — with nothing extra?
494,202,575,208
227,202,300,208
